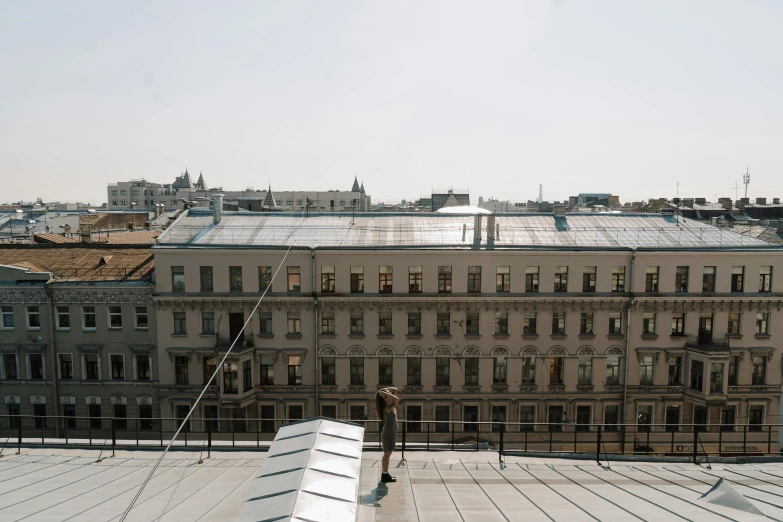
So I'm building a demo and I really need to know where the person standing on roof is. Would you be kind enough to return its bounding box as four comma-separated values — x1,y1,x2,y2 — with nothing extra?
374,387,399,483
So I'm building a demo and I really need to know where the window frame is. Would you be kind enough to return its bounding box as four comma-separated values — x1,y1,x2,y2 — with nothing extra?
26,305,41,330
438,266,452,293
134,306,149,329
107,305,122,330
82,305,97,331
0,306,13,330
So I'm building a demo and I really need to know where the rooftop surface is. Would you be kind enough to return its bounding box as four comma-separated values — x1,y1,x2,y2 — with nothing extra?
2,448,782,521
0,246,154,282
34,230,161,245
157,209,775,249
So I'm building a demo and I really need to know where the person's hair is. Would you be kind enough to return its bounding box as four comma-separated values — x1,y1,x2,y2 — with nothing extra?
374,391,386,420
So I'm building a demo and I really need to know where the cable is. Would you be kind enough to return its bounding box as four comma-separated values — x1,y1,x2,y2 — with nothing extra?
119,209,306,522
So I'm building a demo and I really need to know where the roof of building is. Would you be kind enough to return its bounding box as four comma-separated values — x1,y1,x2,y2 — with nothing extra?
33,230,161,245
351,176,360,192
0,245,154,282
172,169,193,190
157,209,778,249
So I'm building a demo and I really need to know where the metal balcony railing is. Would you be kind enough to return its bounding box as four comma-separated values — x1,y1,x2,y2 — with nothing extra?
686,334,729,349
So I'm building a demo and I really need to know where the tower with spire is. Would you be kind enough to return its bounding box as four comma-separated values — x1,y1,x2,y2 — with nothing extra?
194,172,207,191
262,183,277,210
351,176,360,193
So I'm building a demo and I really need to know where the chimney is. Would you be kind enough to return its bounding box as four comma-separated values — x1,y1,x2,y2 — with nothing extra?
756,197,767,205
683,198,694,208
695,197,706,205
774,198,780,205
213,194,224,224
473,214,482,244
486,214,496,239
80,224,92,244
553,203,567,216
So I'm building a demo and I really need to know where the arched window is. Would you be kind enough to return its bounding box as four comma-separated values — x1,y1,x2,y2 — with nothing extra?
492,347,509,384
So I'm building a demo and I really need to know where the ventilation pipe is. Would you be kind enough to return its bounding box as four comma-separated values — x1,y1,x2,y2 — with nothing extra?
473,215,483,244
487,215,496,239
213,194,224,224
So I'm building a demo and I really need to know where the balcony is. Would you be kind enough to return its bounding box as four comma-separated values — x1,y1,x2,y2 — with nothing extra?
685,334,729,352
215,336,255,350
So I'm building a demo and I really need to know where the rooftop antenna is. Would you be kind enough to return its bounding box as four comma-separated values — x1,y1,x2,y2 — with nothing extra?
734,181,739,201
743,167,750,199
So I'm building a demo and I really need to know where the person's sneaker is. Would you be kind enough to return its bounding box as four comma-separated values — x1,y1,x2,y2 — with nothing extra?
381,472,397,483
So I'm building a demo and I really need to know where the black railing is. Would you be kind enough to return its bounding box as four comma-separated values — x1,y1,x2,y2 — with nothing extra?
686,334,729,347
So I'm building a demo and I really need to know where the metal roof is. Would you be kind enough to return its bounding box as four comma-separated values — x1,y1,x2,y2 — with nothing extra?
157,209,776,249
235,417,364,522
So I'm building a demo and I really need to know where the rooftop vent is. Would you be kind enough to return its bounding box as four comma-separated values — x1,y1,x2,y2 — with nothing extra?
756,197,767,205
695,198,707,205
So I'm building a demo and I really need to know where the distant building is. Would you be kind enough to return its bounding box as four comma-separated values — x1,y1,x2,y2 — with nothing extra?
236,177,371,212
430,189,469,212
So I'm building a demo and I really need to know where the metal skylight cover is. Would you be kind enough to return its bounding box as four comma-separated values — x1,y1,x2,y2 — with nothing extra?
235,417,364,522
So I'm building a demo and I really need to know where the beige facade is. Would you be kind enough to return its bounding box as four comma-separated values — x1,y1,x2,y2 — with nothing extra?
154,209,783,449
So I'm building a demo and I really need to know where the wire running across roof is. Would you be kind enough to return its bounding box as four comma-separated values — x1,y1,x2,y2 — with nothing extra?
158,209,776,249
235,417,364,522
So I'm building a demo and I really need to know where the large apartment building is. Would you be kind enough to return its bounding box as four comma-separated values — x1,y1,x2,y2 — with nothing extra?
0,246,158,432
154,206,783,448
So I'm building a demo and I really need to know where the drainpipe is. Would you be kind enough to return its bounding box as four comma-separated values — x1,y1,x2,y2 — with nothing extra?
45,285,60,437
621,248,636,442
312,248,320,415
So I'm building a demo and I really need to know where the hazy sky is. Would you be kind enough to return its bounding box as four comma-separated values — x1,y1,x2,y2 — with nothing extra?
1,0,782,205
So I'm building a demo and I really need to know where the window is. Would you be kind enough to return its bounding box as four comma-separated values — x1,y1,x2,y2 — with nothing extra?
203,356,216,385
494,312,508,335
320,353,335,385
693,406,707,432
112,189,118,196
85,353,99,380
29,353,43,379
579,313,593,335
321,266,335,292
320,312,335,334
407,313,421,335
690,360,704,391
612,266,625,292
136,354,151,380
435,405,450,432
3,354,17,380
111,354,125,380
749,405,764,432
8,403,20,428
756,313,770,335
287,313,301,334
108,306,122,329
82,306,96,330
516,405,534,432
258,266,272,291
493,352,507,384
379,266,392,293
260,405,275,432
752,355,766,385
465,356,479,385
525,266,539,292
576,405,591,432
34,404,46,428
59,354,73,380
134,306,148,329
223,362,238,393
466,312,480,335
437,313,450,335
642,313,656,335
229,266,243,292
675,266,689,292
551,312,565,335
464,405,479,432
438,266,452,293
554,266,568,292
548,405,564,432
113,404,127,430
709,363,724,393
606,356,620,385
374,312,391,335
496,266,510,292
408,266,422,293
350,356,364,385
639,356,653,385
256,355,275,385
665,405,680,432
171,266,185,292
645,266,659,292
349,313,363,335
467,266,481,293
26,306,40,330
435,356,449,386
350,266,364,292
173,312,187,335
379,357,393,386
287,266,301,291
702,266,716,292
727,312,741,335
407,356,421,385
174,356,188,385
668,356,682,385
523,313,537,335
549,356,564,385
582,266,596,292
728,356,738,386
759,266,772,292
201,312,215,334
492,405,507,432
139,405,153,430
200,266,213,292
0,306,12,330
243,360,252,391
604,405,619,431
259,312,272,334
63,404,76,428
638,405,652,432
350,405,365,422
720,407,735,432
521,356,535,384
56,306,70,330
578,355,592,385
731,266,744,292
608,313,622,335
671,313,685,336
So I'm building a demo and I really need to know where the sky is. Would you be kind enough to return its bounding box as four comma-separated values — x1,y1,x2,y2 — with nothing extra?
1,0,782,205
